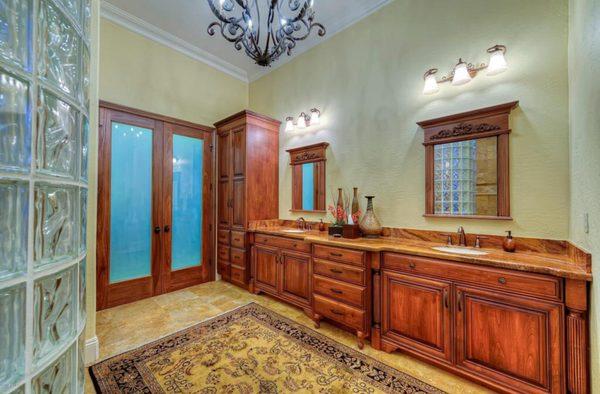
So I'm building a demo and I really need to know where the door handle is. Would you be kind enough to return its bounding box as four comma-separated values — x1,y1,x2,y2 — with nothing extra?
154,226,161,234
457,290,463,312
164,225,170,233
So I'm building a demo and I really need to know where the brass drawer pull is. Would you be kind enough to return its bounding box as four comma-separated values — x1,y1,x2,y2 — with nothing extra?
330,309,345,316
409,262,416,269
330,252,343,257
498,277,506,284
330,269,343,274
330,289,343,295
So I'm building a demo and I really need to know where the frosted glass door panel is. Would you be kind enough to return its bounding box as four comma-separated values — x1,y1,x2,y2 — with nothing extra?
109,123,153,283
171,135,203,271
301,163,314,211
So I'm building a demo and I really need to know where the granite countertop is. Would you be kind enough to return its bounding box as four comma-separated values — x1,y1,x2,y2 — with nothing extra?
249,227,592,281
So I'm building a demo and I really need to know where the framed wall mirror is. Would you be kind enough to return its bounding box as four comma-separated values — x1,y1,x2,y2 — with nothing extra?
287,142,329,213
418,101,518,219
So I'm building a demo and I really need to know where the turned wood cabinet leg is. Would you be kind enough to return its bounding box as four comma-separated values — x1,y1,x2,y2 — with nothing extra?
313,313,322,329
357,331,365,350
567,310,589,394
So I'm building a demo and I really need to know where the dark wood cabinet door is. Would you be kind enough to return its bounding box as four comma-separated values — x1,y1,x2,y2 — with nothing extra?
381,271,452,363
254,245,279,293
218,179,230,228
232,178,245,229
231,127,245,177
455,285,564,393
218,131,230,180
280,250,311,306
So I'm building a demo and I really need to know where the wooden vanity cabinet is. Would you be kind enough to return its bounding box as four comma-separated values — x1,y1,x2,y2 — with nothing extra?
215,111,280,289
377,252,567,394
252,235,312,314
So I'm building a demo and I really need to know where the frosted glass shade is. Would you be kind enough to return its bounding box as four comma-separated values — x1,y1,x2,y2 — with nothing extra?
285,118,294,132
452,62,472,86
310,109,320,125
487,50,508,76
423,74,439,95
297,114,307,129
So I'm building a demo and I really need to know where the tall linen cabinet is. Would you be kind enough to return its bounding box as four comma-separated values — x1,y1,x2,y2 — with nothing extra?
215,111,280,288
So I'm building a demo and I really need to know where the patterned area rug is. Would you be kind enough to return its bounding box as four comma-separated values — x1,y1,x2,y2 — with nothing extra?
89,303,444,393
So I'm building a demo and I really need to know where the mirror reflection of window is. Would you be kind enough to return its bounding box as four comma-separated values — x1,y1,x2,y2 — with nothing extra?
433,137,498,216
288,142,328,213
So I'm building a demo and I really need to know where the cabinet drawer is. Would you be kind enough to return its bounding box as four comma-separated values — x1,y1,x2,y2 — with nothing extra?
231,230,246,249
218,244,230,261
313,275,365,308
383,253,562,301
313,245,365,267
254,234,311,253
230,265,247,285
218,229,230,245
230,248,246,267
313,259,365,286
314,294,365,331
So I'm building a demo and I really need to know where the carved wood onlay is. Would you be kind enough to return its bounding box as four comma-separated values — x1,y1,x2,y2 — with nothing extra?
286,142,329,165
419,101,518,146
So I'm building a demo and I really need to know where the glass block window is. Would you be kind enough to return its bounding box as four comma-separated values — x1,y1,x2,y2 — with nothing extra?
0,0,91,392
434,140,477,215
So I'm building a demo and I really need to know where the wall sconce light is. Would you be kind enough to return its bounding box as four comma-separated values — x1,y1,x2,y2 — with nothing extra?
284,108,321,132
422,44,508,95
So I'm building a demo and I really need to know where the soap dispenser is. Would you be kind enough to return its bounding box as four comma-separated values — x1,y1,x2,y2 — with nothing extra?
503,231,516,252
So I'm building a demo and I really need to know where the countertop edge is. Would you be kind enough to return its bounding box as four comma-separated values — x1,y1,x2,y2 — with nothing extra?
248,228,592,281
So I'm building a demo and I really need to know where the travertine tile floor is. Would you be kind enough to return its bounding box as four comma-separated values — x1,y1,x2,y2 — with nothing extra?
86,280,491,393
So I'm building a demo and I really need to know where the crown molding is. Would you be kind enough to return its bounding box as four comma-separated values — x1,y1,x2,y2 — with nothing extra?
100,1,249,82
247,0,395,82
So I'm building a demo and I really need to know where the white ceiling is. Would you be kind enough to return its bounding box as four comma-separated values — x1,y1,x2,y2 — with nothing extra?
101,0,393,82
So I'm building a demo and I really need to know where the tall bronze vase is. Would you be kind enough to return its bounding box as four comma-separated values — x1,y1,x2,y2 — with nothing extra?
359,196,382,238
351,187,359,218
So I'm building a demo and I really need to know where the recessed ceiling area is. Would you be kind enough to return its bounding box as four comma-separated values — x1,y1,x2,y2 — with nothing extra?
101,0,393,82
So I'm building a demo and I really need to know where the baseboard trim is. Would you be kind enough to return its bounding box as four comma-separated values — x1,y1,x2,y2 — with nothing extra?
85,336,100,364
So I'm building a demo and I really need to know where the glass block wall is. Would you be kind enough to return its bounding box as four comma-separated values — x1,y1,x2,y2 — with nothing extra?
434,140,477,215
0,0,90,392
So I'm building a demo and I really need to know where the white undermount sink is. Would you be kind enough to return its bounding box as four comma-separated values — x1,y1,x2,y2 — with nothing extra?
432,246,489,256
280,229,307,233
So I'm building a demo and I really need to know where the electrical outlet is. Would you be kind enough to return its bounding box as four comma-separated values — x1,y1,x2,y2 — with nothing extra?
584,213,589,234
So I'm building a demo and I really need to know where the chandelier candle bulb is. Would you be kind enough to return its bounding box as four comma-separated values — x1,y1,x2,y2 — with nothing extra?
423,69,439,95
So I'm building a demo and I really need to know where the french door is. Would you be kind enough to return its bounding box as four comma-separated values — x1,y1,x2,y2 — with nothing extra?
97,103,214,310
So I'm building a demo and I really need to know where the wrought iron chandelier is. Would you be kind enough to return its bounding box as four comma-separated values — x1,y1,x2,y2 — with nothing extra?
206,0,326,67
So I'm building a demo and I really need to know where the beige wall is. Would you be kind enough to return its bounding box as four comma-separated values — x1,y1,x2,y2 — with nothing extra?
569,0,600,391
250,0,570,239
99,19,248,126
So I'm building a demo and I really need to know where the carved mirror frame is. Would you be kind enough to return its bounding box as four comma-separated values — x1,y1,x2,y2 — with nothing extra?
418,101,518,220
287,142,329,213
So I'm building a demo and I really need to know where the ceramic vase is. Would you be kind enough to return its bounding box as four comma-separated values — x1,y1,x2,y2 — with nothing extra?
359,196,382,238
351,187,359,218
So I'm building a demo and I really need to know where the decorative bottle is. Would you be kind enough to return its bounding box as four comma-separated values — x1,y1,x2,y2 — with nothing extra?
359,196,382,238
352,187,359,218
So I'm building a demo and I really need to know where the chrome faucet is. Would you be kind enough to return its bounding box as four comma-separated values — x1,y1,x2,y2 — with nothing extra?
457,226,467,246
296,217,306,230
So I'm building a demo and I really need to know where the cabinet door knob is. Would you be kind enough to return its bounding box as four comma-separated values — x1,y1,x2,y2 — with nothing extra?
154,226,161,234
164,225,170,233
443,289,449,309
498,277,506,284
409,262,416,269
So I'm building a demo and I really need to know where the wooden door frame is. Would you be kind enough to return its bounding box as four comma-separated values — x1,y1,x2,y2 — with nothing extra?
97,101,215,310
